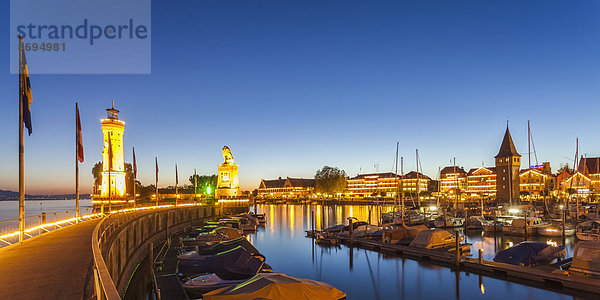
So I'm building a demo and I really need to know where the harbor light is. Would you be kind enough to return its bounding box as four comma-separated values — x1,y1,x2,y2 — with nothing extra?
429,206,437,211
559,205,564,210
508,208,519,214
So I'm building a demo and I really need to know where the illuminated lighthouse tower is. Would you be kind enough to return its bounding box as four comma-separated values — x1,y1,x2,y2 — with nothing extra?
100,102,126,199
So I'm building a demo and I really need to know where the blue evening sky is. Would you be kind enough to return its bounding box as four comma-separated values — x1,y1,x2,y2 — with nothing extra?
1,0,599,194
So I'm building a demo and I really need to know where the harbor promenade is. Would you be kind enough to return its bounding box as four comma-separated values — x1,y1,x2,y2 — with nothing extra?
0,218,100,299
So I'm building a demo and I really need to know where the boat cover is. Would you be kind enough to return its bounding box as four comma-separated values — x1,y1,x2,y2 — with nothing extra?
213,227,243,239
182,237,260,257
383,225,427,244
409,229,455,249
493,241,566,266
178,246,271,279
323,224,345,233
202,273,346,300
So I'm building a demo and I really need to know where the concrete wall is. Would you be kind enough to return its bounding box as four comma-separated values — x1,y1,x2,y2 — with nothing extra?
98,205,215,296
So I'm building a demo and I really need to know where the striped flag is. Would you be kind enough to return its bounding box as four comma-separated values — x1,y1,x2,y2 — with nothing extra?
19,36,33,135
76,103,84,163
132,147,137,179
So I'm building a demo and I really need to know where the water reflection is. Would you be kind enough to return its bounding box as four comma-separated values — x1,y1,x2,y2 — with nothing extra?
248,204,579,300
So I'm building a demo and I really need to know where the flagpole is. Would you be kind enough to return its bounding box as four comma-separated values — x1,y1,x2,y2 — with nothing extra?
194,168,197,202
75,102,80,223
155,157,159,207
108,132,112,213
18,34,25,242
132,147,136,208
175,163,178,207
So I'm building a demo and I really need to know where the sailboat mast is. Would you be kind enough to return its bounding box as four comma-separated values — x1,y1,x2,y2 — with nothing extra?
416,149,420,207
395,142,399,209
528,120,531,169
401,156,405,225
454,157,458,210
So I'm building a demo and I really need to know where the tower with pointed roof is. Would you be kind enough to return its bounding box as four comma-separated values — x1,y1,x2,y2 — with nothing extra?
494,125,521,204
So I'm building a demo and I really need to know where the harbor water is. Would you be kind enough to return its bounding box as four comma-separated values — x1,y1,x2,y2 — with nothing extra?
247,204,580,300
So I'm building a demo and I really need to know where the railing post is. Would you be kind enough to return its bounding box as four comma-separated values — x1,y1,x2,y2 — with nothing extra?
478,248,483,264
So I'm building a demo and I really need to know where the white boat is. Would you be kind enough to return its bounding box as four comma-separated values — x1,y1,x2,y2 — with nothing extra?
182,273,245,297
576,220,600,241
483,221,504,232
434,215,464,228
503,218,549,236
466,215,492,229
537,221,575,237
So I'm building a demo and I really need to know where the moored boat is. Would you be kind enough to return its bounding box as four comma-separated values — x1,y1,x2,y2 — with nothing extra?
503,217,549,236
433,215,464,228
182,273,246,297
493,241,566,266
466,215,492,229
409,228,463,249
576,220,600,241
538,221,575,237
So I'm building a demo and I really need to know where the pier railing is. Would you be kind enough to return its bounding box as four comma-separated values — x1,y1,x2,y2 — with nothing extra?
0,208,99,248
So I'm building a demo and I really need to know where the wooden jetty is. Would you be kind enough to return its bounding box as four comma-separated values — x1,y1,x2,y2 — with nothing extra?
306,230,600,297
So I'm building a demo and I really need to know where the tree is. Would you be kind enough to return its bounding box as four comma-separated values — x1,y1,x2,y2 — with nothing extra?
92,162,103,186
189,174,218,195
315,166,347,194
557,164,574,174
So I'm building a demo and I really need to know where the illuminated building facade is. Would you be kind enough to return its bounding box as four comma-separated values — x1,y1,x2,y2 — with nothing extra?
347,173,400,198
495,126,521,203
466,167,497,196
440,166,467,193
401,171,430,193
562,157,600,196
519,162,553,199
257,177,316,198
216,146,241,199
100,104,126,199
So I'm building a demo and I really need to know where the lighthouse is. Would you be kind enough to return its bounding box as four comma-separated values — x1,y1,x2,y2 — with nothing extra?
100,102,126,199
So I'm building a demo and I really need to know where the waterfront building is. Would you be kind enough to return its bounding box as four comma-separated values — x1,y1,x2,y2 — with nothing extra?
257,177,316,199
495,126,521,203
555,168,572,197
346,173,400,198
100,103,126,199
216,146,241,199
519,162,553,199
562,157,600,196
401,171,430,193
440,166,467,193
466,167,497,197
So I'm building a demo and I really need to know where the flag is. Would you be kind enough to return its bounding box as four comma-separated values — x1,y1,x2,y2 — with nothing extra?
108,132,113,170
132,147,137,179
19,36,33,135
76,103,84,163
175,163,178,185
155,157,159,183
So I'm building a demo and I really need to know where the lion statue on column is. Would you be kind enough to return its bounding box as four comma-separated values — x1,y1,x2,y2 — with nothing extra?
222,146,234,164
